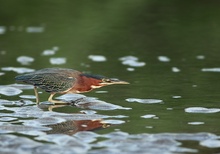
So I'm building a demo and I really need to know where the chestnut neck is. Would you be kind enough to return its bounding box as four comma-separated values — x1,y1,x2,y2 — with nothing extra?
73,75,102,93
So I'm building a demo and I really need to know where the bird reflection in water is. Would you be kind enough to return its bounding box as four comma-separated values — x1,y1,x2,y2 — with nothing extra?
46,119,110,135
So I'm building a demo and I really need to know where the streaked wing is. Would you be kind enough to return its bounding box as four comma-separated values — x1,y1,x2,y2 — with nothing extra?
20,73,76,93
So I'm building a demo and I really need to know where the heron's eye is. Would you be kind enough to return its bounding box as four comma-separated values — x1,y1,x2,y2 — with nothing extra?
102,78,111,83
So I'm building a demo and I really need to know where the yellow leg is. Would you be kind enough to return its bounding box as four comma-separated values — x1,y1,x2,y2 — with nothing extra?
48,93,69,104
34,86,39,104
48,104,67,111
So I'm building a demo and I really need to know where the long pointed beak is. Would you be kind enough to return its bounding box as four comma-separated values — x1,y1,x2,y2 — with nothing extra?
100,78,130,85
111,80,130,85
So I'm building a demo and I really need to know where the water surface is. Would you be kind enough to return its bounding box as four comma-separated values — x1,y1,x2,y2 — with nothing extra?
1,1,220,153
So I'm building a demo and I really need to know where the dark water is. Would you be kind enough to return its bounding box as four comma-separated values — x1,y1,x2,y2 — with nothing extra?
1,1,220,153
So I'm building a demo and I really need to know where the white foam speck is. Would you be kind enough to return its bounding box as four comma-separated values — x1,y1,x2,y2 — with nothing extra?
145,126,153,128
201,68,220,72
122,60,145,67
0,26,6,34
19,95,36,99
172,96,182,99
158,56,170,62
188,122,205,125
196,55,205,60
95,91,108,94
127,68,135,71
119,56,138,61
50,57,66,65
17,56,34,65
88,55,107,62
200,139,220,148
1,67,35,74
26,26,44,33
102,119,125,125
172,67,180,72
0,72,5,76
42,49,56,56
185,107,220,113
52,46,59,51
0,87,22,96
141,114,156,119
126,98,163,104
119,56,145,67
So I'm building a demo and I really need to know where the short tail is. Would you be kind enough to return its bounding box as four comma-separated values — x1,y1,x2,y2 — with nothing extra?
15,74,32,82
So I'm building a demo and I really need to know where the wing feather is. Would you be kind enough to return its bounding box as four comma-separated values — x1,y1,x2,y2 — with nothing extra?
16,73,76,93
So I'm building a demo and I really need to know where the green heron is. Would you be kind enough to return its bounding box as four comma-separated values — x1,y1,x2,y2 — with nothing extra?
15,68,129,104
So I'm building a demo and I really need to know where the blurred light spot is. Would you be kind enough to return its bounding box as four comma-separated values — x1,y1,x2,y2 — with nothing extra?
95,91,108,93
119,56,145,67
188,122,204,125
200,139,220,148
26,26,44,33
127,68,135,71
158,56,170,62
185,107,220,113
196,55,205,60
1,67,35,74
172,67,180,72
50,57,66,65
0,87,22,96
17,56,34,65
0,50,6,55
126,98,163,104
19,95,36,100
0,26,6,34
88,55,107,62
141,114,156,119
172,95,182,99
102,119,125,125
42,49,56,56
0,117,17,122
201,68,220,72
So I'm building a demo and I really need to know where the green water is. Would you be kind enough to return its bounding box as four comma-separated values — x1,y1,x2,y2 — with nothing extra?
1,1,220,153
